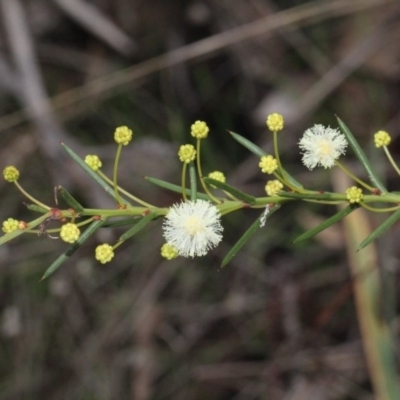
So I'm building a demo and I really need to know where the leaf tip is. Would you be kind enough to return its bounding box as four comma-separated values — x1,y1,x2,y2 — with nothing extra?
220,260,228,269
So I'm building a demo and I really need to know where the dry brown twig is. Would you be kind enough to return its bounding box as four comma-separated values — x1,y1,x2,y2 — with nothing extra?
52,0,136,57
0,0,395,133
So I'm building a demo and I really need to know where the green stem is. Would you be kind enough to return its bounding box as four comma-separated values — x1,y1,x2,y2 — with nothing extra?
336,161,375,191
97,170,154,208
383,146,400,177
360,203,400,213
43,217,96,233
302,199,343,205
80,207,167,217
223,191,239,201
181,163,188,201
113,144,123,206
217,201,245,216
272,172,316,194
272,131,315,194
14,181,51,210
189,162,197,201
273,170,297,191
271,166,314,195
112,240,124,250
196,139,220,203
270,137,295,191
256,191,400,205
273,131,284,178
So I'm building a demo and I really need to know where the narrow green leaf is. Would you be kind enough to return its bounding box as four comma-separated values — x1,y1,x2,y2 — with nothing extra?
56,185,84,212
145,176,210,200
221,218,260,268
336,117,387,194
102,218,139,228
293,205,357,244
359,207,400,250
280,172,303,191
204,177,255,204
189,162,197,201
41,254,70,281
229,131,303,189
229,130,266,158
0,214,50,246
278,191,339,201
221,205,281,268
41,219,105,280
24,204,49,213
119,212,157,241
61,142,131,206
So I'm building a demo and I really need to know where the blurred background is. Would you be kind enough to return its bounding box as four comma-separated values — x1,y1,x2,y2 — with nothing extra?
0,0,400,399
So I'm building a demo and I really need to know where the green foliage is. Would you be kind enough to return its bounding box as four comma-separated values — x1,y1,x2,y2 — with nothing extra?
3,117,400,274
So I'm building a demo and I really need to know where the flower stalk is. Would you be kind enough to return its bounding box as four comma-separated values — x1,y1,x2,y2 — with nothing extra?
2,116,400,271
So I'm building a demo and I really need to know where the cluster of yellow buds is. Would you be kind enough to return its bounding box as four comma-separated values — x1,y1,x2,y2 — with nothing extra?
191,120,209,139
114,126,133,145
266,113,284,132
60,223,81,243
95,243,115,264
259,155,278,174
85,155,102,171
178,144,196,164
1,114,400,277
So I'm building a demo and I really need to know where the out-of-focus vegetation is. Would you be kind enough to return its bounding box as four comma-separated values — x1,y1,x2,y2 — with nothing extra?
0,0,400,399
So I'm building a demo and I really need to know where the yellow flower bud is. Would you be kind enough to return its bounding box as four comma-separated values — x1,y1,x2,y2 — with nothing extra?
374,130,391,148
178,144,196,164
161,243,179,260
265,180,283,196
114,126,133,145
259,155,278,174
208,171,226,188
84,155,102,171
3,166,20,182
346,186,363,204
60,223,80,243
2,218,19,233
266,113,284,132
191,121,209,139
95,243,115,264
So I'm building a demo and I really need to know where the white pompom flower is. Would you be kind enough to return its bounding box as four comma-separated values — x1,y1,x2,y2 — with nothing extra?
299,124,348,170
162,200,223,258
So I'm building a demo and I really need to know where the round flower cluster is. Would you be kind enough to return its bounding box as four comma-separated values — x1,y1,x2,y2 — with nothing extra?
2,218,19,233
259,155,278,174
299,125,347,170
163,200,223,258
265,180,283,196
85,155,102,171
3,166,20,182
374,130,391,148
178,144,196,164
95,243,115,264
161,243,179,260
208,171,226,188
266,113,284,132
346,186,363,204
114,126,133,145
191,120,209,139
60,223,81,243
